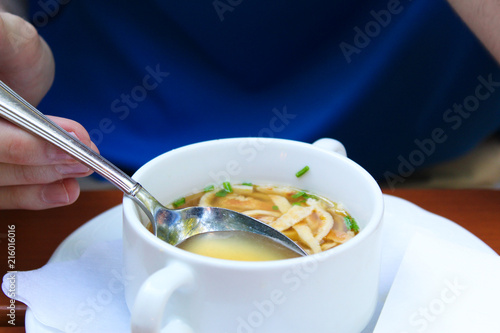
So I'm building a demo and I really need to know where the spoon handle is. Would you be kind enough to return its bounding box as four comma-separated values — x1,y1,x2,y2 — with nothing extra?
0,80,141,196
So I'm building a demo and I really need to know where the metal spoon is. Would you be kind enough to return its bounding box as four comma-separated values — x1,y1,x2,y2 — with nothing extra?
0,81,307,256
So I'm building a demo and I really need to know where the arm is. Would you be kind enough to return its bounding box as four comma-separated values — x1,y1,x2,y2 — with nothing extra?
448,0,500,63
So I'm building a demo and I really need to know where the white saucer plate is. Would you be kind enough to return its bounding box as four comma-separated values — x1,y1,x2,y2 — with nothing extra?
26,194,497,332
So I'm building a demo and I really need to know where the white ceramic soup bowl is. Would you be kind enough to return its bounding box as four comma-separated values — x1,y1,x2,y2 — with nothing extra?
122,137,384,333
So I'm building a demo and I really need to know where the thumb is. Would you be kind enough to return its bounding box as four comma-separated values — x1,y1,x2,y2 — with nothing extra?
0,11,55,106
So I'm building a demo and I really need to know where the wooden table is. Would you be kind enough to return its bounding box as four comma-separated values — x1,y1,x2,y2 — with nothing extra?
0,189,498,332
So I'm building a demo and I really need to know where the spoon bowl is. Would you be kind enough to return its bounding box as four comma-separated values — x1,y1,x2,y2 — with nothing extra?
133,186,306,252
0,80,307,256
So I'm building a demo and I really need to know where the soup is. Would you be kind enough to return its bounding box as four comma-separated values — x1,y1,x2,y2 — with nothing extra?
177,230,301,261
167,183,359,255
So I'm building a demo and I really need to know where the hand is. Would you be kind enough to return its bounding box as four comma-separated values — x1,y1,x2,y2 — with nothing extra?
0,11,97,210
0,116,98,210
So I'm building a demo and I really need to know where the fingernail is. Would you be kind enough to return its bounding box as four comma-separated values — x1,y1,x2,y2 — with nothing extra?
42,181,70,204
55,163,90,175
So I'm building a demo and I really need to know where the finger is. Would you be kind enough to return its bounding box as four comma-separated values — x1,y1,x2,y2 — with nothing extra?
0,11,54,105
0,178,80,210
47,116,98,154
0,116,98,165
0,162,92,187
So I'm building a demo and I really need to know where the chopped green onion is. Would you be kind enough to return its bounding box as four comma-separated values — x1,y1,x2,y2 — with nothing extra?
291,190,319,201
173,197,186,208
292,200,306,206
305,193,319,200
344,216,360,233
272,205,279,211
222,181,233,193
292,191,306,199
203,185,215,192
295,165,310,178
242,182,253,186
215,182,233,197
216,190,228,197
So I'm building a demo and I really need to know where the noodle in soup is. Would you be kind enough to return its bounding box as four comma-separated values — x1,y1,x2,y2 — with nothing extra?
166,183,359,255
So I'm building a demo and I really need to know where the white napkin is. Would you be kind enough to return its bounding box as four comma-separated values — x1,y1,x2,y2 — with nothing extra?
2,239,130,333
374,232,500,333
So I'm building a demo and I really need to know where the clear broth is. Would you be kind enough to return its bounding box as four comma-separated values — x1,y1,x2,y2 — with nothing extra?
176,231,301,261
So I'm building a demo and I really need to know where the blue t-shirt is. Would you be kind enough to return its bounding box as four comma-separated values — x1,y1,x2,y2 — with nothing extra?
30,0,500,183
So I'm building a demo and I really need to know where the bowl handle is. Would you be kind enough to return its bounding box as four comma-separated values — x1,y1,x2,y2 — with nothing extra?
131,262,194,333
312,138,347,157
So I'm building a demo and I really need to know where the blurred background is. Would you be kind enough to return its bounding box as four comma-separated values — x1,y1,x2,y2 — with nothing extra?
79,132,500,191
